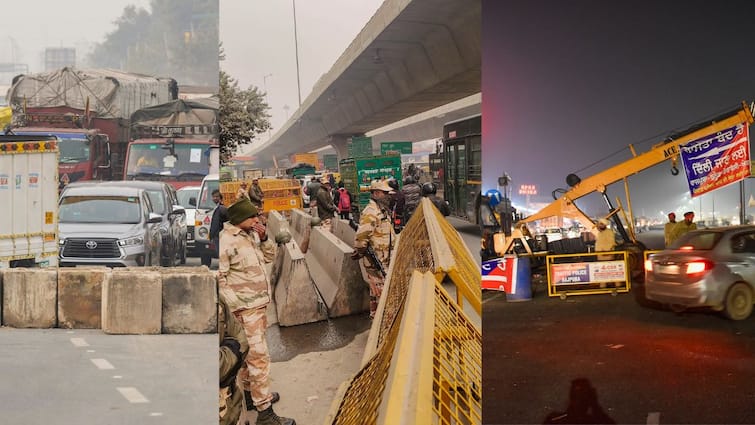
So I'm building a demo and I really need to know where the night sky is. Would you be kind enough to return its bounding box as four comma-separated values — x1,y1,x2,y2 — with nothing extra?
482,0,755,223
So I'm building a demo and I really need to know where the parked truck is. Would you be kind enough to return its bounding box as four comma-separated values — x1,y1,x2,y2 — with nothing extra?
6,67,177,187
125,97,219,189
339,154,402,214
0,134,59,268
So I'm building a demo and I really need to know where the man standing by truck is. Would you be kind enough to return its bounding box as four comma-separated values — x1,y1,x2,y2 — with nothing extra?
218,197,295,425
351,180,396,319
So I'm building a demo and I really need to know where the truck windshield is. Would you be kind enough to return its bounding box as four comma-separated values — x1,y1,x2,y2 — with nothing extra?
125,143,210,178
59,196,142,224
59,138,90,163
197,179,219,209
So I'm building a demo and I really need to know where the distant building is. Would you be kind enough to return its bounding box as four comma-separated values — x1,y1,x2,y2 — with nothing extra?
45,48,76,71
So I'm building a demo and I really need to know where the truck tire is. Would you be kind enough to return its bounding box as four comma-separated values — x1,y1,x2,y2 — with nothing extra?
179,240,187,265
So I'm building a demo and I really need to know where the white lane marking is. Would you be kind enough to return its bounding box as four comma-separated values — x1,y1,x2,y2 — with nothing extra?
117,387,150,403
66,331,75,334
91,358,115,370
113,375,123,379
482,292,507,304
647,412,661,424
87,350,95,353
149,413,163,417
70,338,89,347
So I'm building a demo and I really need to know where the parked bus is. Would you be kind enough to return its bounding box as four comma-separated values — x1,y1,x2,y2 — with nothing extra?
441,114,481,224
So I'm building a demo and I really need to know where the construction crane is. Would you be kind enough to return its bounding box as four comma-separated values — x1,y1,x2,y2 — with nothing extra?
497,102,755,273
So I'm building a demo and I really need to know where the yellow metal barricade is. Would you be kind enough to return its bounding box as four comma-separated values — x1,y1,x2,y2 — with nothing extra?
546,251,631,299
326,198,481,424
219,178,302,213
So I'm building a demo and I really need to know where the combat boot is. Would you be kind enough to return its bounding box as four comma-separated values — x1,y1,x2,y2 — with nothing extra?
244,390,280,411
255,406,296,425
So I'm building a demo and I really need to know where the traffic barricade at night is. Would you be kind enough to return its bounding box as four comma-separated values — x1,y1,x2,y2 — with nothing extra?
326,198,481,424
546,251,631,299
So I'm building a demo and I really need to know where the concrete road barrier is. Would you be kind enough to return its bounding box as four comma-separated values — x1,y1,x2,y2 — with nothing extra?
290,209,312,249
271,241,328,327
266,210,289,239
2,268,57,328
57,267,108,329
161,266,217,334
102,269,162,334
331,218,356,247
306,227,369,318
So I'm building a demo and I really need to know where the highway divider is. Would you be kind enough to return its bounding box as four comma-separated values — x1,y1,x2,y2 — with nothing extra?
0,266,218,334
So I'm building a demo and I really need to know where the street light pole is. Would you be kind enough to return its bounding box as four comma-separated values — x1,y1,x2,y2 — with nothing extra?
292,0,302,107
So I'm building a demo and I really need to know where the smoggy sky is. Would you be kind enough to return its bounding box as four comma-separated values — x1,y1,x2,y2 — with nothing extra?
0,0,152,78
483,0,755,222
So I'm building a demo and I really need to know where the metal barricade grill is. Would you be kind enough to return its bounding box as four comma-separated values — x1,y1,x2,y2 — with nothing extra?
327,199,482,424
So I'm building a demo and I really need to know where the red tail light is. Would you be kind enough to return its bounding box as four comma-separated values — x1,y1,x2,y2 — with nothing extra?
644,259,653,272
686,260,713,275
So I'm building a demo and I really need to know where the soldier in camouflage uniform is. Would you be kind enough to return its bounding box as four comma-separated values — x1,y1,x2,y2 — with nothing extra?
219,291,248,425
218,197,295,425
351,180,396,319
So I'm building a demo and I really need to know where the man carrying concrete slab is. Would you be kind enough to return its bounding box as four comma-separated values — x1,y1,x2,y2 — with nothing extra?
351,180,396,319
218,197,295,425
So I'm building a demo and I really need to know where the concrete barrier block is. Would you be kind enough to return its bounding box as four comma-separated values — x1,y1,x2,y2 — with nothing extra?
271,242,328,326
102,269,162,334
0,269,4,326
266,210,290,240
2,268,57,328
57,267,109,329
290,209,312,247
161,266,217,334
331,218,356,247
306,228,369,318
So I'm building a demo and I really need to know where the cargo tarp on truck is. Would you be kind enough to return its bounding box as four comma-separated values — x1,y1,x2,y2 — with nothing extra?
130,97,218,131
0,135,59,267
7,67,177,120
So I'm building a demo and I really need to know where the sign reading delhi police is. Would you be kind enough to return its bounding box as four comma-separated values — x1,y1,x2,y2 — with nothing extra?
680,123,751,198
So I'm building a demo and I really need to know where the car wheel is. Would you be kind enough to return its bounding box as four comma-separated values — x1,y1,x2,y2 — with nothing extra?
723,282,753,321
669,304,686,314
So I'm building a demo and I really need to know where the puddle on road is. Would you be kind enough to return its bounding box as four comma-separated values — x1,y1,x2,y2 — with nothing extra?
267,314,372,362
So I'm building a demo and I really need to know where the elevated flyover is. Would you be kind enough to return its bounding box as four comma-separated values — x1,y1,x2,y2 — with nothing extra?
249,0,480,166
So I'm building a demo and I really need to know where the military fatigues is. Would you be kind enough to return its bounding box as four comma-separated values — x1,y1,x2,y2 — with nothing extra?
219,293,249,425
315,186,337,233
354,199,396,317
218,221,276,412
248,184,264,210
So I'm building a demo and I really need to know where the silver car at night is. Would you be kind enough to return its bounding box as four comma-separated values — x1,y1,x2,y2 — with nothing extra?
644,225,755,320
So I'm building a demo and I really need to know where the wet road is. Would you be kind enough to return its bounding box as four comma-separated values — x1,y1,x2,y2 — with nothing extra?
266,214,480,361
482,278,755,424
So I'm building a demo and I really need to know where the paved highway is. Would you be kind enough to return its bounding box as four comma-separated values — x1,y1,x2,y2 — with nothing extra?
482,254,755,424
0,328,215,425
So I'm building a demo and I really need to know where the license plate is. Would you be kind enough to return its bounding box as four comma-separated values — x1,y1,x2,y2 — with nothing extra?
657,264,679,274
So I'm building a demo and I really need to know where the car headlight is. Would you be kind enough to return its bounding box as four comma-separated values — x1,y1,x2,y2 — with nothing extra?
197,227,209,238
118,236,144,247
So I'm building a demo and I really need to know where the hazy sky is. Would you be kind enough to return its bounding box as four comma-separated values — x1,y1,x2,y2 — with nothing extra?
0,0,152,79
220,0,383,152
483,0,755,222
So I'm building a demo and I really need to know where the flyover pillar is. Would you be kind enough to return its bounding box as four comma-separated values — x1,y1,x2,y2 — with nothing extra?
329,134,361,161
